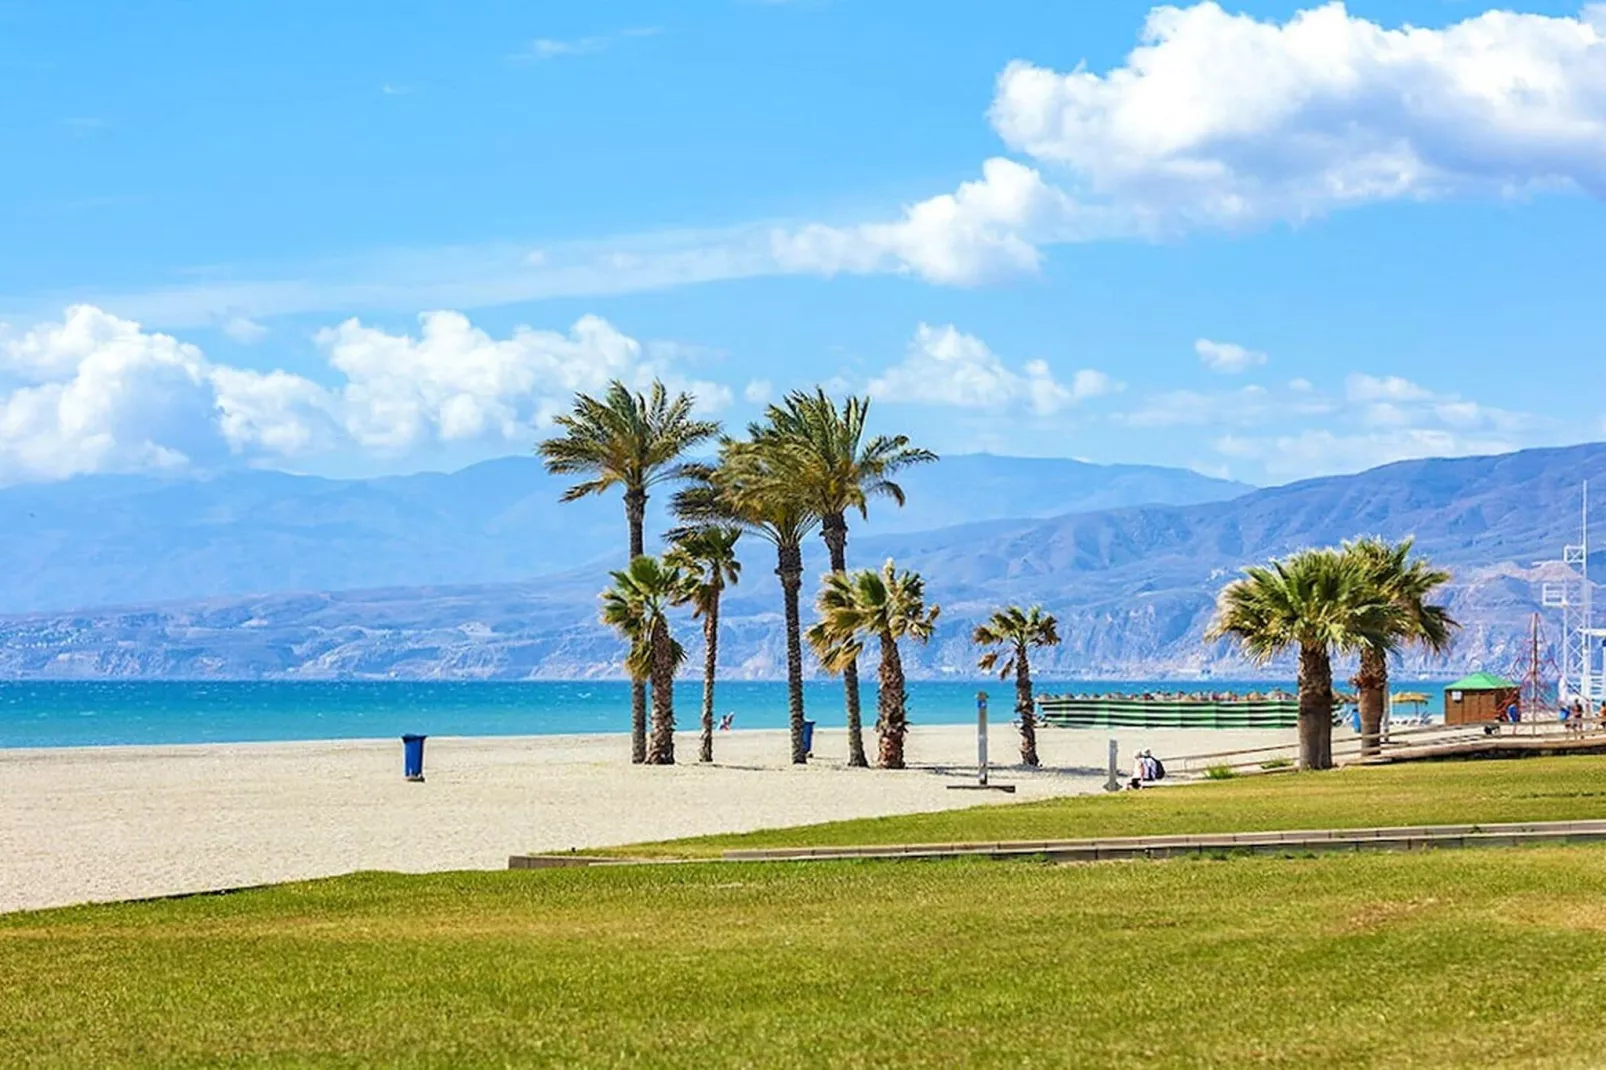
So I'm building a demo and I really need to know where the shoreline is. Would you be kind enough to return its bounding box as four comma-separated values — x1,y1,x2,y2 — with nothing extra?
1,723,1296,914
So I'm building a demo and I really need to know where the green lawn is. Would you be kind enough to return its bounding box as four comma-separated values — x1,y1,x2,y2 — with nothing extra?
7,849,1606,1067
10,758,1606,1068
606,756,1606,858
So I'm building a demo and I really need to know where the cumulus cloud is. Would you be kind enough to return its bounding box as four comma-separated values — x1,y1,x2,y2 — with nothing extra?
743,379,773,404
770,2,1606,289
867,323,1115,416
0,306,222,481
770,158,1094,285
990,2,1606,228
1195,338,1267,373
0,306,728,484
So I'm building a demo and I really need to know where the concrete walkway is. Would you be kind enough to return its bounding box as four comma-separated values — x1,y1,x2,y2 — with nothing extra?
509,819,1606,869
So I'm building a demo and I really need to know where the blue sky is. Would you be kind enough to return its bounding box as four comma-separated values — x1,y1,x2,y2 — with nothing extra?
1,0,1603,485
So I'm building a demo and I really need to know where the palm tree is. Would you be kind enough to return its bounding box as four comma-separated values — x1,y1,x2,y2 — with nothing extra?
807,560,940,769
753,390,936,768
973,606,1061,767
539,380,719,764
1344,537,1457,757
674,441,820,764
1206,547,1399,771
600,555,691,765
666,526,742,763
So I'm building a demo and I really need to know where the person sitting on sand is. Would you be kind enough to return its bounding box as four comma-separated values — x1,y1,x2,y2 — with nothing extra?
717,714,734,731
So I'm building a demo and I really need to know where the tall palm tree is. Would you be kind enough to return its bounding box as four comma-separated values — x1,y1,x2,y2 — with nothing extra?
666,526,742,763
807,560,940,769
539,380,719,764
1344,537,1457,757
1206,547,1399,771
754,390,936,768
973,605,1061,767
600,555,691,766
674,441,821,764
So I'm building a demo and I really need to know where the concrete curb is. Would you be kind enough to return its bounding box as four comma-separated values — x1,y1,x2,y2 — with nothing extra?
509,819,1606,870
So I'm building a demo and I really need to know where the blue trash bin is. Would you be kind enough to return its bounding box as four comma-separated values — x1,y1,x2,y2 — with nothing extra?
801,720,816,757
402,734,427,782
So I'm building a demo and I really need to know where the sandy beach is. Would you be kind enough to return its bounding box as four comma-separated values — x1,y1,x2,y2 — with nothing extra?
0,723,1294,914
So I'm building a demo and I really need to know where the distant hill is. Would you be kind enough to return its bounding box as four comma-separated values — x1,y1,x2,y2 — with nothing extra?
0,442,1599,681
0,454,1248,614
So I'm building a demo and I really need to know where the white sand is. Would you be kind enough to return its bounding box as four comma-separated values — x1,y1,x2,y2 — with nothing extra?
0,723,1293,913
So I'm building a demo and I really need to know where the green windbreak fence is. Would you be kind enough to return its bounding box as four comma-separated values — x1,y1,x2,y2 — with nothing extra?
1036,696,1300,729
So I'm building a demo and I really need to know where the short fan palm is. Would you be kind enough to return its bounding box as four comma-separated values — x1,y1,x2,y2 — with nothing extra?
807,560,940,769
973,605,1061,767
1207,547,1399,771
600,555,692,765
1344,537,1456,756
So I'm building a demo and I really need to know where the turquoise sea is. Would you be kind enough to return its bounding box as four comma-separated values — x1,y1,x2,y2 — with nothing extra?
0,679,1359,749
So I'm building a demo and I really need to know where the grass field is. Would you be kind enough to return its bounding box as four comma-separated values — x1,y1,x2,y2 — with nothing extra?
9,758,1606,1068
605,756,1606,858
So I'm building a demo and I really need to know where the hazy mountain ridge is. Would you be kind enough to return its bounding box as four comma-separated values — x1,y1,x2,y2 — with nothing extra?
0,454,1248,614
0,443,1599,681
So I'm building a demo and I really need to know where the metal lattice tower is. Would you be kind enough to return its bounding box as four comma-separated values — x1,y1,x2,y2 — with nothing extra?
1539,482,1595,704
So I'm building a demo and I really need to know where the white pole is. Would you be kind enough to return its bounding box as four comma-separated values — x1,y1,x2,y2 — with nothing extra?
1104,739,1121,792
976,691,989,786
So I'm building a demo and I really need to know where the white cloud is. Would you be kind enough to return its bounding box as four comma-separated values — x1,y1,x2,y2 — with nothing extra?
1140,368,1548,478
521,27,659,61
867,323,1115,416
222,317,269,344
771,158,1096,285
990,2,1606,228
527,36,609,59
313,311,728,452
1345,373,1435,403
1214,427,1526,480
743,379,773,404
0,306,228,481
14,4,1606,327
1195,338,1266,373
0,306,729,483
1117,383,1314,429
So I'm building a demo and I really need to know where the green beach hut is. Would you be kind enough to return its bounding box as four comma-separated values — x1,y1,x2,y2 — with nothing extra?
1443,672,1519,725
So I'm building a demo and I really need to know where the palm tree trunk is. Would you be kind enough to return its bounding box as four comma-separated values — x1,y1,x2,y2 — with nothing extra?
700,594,719,764
877,631,909,769
647,617,675,765
1014,646,1039,767
777,543,807,765
625,488,648,765
1298,642,1335,771
822,514,868,768
1354,646,1388,758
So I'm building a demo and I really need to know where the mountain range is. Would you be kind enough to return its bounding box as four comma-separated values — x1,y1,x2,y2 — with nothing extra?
0,443,1599,681
0,453,1247,614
